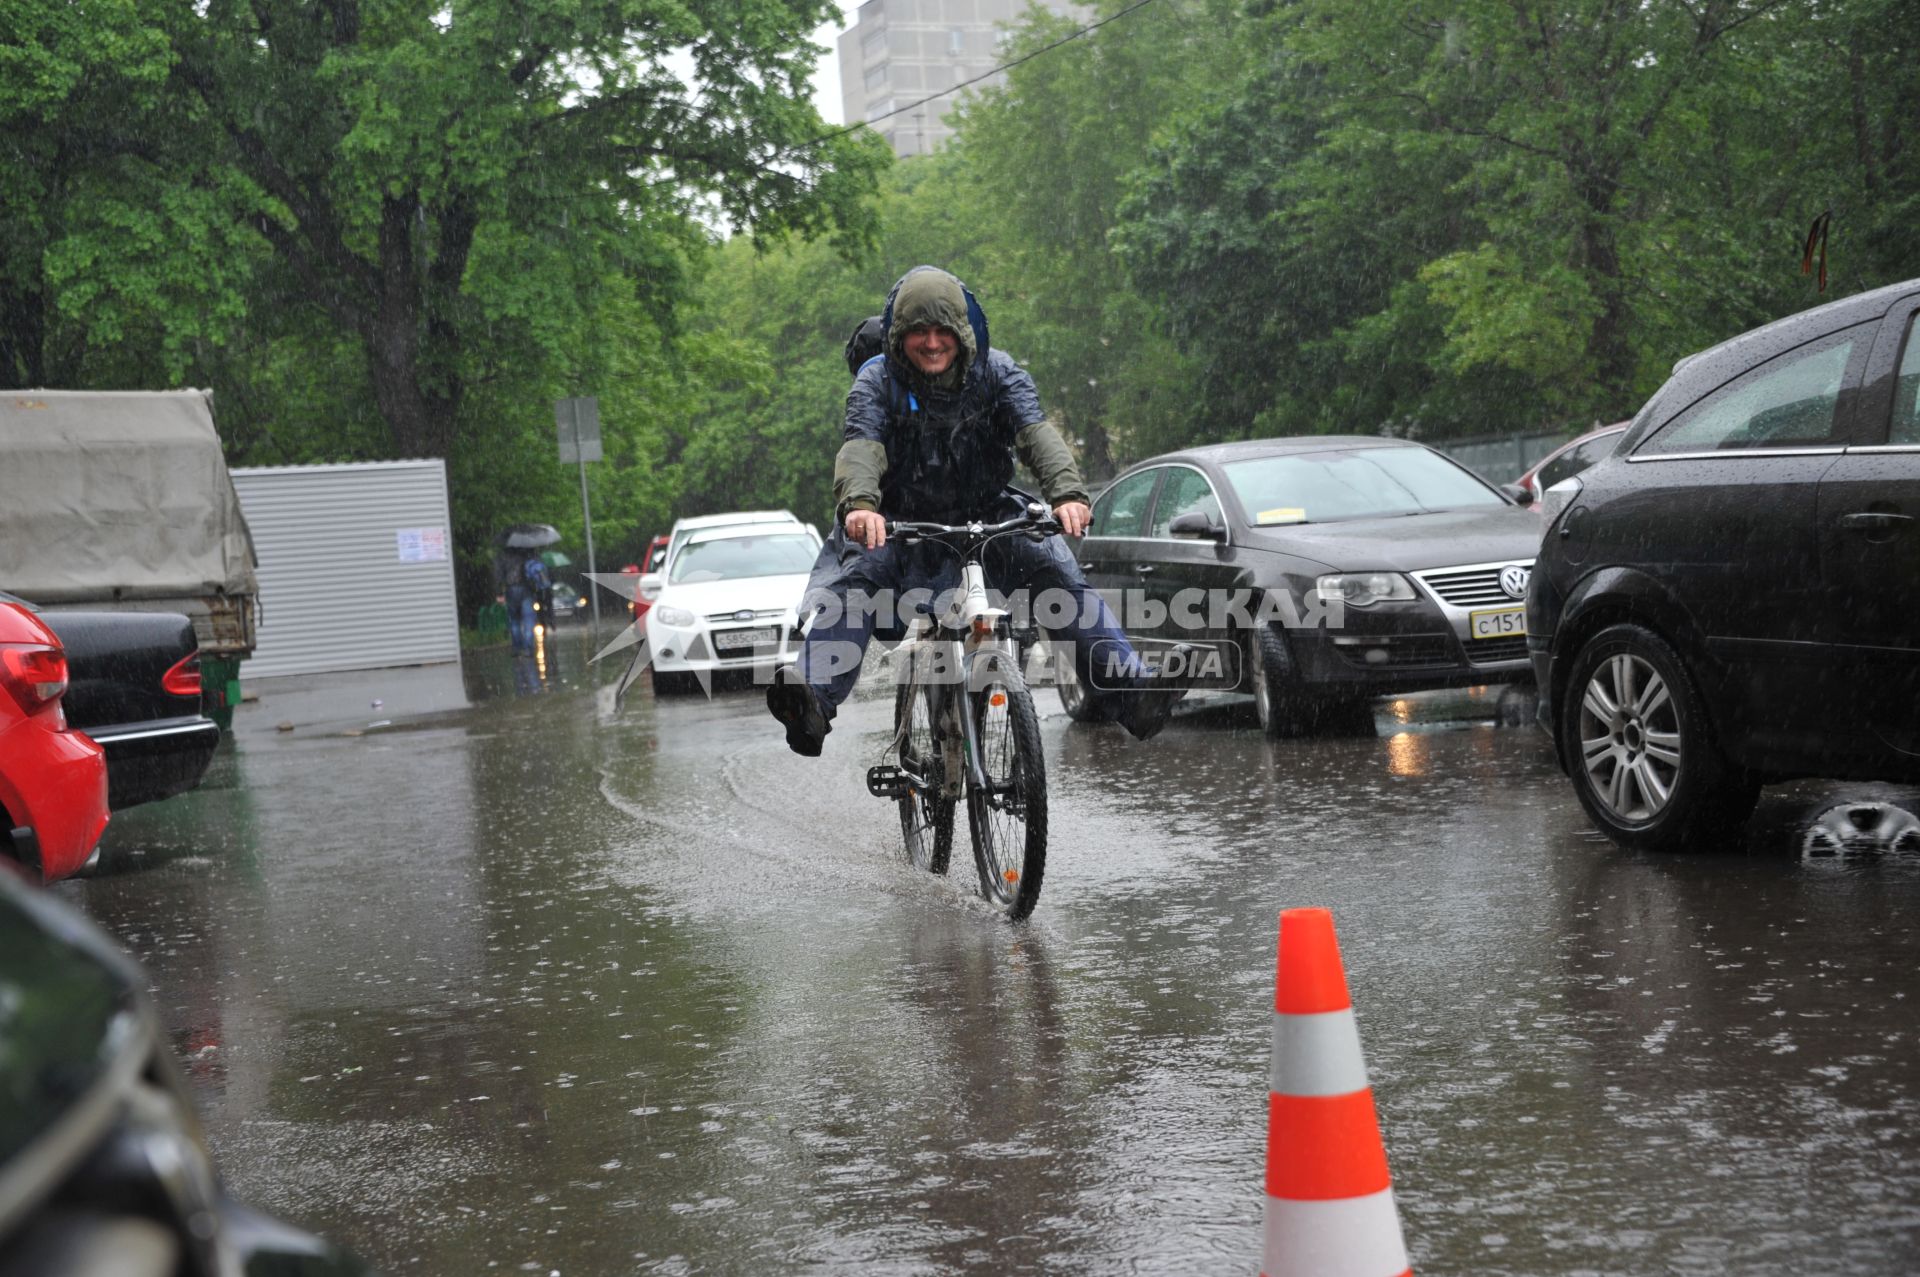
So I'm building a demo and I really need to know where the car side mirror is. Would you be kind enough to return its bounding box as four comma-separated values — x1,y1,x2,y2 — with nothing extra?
637,572,665,602
1502,483,1535,507
1167,511,1226,541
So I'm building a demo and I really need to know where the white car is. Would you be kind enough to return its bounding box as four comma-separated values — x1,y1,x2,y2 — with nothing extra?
642,523,822,694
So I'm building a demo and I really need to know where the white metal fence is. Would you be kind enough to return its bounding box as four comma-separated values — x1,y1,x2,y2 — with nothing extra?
231,460,461,679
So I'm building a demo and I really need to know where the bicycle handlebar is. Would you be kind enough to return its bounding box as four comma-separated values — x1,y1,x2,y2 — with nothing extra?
884,507,1062,543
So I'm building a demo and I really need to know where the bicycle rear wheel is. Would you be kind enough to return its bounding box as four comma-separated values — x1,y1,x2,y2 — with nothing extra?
894,678,953,874
965,656,1047,920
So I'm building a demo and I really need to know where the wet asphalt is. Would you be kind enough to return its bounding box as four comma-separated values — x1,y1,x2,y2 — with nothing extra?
58,623,1920,1275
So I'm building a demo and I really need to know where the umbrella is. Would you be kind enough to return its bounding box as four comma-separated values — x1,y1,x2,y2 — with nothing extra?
540,549,573,569
497,523,561,549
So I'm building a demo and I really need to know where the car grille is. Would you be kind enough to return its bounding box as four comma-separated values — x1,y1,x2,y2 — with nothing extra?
1467,636,1529,665
1414,562,1534,607
705,608,787,623
1333,634,1458,670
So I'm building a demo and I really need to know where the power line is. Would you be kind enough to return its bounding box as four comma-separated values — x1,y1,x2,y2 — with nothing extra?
812,0,1166,145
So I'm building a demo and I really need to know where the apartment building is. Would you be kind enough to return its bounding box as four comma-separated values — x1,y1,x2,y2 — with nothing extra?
837,0,1087,158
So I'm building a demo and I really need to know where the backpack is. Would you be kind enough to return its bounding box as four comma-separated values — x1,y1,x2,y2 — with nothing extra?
844,314,885,376
523,556,551,591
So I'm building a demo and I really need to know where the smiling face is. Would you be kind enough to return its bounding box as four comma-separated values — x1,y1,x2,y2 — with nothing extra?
902,324,960,377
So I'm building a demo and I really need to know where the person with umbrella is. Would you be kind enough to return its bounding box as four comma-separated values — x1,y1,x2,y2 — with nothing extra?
496,524,559,656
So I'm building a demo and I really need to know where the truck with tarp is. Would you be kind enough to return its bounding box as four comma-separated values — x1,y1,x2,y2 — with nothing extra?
0,389,259,726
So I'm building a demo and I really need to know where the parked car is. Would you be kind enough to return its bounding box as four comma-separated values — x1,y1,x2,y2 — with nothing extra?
538,580,587,623
1529,277,1920,851
9,595,223,813
1068,438,1545,736
0,868,378,1274
1515,421,1629,507
0,601,109,882
643,523,821,695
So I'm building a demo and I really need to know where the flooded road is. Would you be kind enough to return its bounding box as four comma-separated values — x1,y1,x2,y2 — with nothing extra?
58,628,1920,1275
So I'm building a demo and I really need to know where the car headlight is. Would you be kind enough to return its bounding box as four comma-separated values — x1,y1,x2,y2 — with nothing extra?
1540,475,1583,529
1315,572,1416,607
653,605,696,628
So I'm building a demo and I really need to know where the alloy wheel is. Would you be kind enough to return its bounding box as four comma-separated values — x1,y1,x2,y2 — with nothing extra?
1577,653,1682,822
1248,633,1272,731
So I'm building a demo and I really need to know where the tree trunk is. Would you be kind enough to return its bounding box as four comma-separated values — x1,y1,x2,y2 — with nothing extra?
1848,28,1878,193
366,192,461,458
0,281,47,389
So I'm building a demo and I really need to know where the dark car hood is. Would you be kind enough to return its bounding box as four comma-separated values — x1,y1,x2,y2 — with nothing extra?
1242,507,1544,571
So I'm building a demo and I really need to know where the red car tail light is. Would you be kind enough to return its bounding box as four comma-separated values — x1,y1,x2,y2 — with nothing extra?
1,642,69,715
163,651,203,698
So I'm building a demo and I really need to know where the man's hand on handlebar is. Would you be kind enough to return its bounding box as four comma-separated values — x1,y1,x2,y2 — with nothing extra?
1054,501,1092,538
846,509,887,550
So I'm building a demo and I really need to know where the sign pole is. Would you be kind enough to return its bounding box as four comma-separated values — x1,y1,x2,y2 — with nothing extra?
577,435,601,633
556,396,606,636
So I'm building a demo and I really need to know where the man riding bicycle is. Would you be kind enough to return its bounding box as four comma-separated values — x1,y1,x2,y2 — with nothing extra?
767,265,1184,756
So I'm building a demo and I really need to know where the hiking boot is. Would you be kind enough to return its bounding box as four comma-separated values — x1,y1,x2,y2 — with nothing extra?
1121,644,1192,741
767,664,831,757
1123,685,1188,741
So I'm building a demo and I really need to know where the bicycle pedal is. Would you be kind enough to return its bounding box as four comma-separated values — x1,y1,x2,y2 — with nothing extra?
865,765,916,800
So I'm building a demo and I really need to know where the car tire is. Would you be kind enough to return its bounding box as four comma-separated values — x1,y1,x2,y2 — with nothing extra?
1245,624,1320,739
1560,623,1759,851
1052,641,1102,723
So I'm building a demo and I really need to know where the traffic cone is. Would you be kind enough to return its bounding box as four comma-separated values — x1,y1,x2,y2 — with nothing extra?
1262,907,1411,1277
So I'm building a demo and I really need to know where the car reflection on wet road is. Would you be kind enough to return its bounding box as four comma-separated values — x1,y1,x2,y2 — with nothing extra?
58,631,1920,1276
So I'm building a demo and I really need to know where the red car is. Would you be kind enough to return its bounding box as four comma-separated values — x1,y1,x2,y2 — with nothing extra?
0,601,109,882
1516,421,1629,508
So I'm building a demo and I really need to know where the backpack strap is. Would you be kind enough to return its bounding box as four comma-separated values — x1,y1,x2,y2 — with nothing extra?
860,354,918,418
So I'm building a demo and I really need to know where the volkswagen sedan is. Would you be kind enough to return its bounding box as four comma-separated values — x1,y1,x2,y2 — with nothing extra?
1066,438,1545,735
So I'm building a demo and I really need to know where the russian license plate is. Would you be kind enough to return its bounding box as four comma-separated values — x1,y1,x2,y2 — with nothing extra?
1469,606,1527,639
713,626,779,652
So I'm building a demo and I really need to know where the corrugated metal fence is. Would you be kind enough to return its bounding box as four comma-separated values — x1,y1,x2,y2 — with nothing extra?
231,460,461,679
1435,431,1572,484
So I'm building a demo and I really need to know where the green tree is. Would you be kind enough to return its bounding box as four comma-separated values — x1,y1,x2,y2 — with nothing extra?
0,1,251,387
948,0,1239,473
1118,0,1920,444
148,0,887,460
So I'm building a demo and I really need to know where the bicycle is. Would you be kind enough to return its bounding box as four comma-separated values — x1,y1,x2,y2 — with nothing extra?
864,505,1058,921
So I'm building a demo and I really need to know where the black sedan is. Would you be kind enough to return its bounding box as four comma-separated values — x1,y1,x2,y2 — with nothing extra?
1528,276,1920,850
2,593,222,811
1064,438,1545,735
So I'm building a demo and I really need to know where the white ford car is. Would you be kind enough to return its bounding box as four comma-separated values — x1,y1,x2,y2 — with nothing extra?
642,523,822,695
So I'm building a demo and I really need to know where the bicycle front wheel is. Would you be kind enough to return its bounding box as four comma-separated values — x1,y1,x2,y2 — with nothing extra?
894,679,953,874
965,657,1047,920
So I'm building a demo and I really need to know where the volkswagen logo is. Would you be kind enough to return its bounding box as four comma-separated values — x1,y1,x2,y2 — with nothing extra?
1499,565,1532,600
734,609,755,622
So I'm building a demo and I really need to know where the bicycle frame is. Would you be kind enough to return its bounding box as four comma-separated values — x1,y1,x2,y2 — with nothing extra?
883,511,1057,798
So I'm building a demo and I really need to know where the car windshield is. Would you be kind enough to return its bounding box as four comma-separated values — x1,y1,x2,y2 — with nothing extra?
670,533,816,584
1222,448,1504,525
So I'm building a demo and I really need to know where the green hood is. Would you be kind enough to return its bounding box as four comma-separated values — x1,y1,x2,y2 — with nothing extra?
886,267,976,391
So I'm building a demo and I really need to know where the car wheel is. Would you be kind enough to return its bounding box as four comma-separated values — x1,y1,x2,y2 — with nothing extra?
1052,641,1101,723
1245,624,1319,738
1561,623,1758,851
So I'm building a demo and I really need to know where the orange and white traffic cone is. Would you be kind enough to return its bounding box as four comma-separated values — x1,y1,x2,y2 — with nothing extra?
1262,907,1411,1277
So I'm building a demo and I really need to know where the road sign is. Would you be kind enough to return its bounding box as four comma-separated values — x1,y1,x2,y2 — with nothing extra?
556,397,602,464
